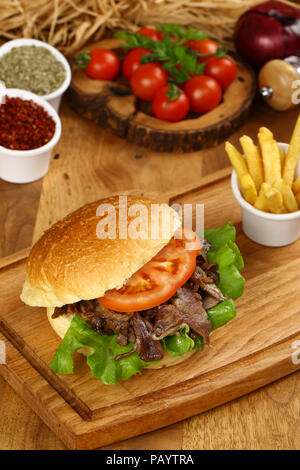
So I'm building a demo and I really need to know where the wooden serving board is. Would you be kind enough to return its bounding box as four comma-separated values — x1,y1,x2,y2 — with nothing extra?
0,170,299,449
66,38,256,153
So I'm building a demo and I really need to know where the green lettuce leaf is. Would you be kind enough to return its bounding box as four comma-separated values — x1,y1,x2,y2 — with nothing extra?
204,222,245,299
207,298,236,330
50,316,201,384
50,315,154,385
162,325,195,356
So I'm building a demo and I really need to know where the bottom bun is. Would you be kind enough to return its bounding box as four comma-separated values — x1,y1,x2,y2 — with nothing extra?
47,307,197,368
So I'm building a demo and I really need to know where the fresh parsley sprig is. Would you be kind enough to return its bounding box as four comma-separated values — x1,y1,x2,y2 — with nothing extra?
157,24,209,44
114,24,226,101
114,31,155,50
115,30,206,84
140,40,206,83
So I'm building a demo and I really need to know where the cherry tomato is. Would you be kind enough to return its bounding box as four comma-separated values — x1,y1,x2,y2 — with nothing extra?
152,86,190,122
122,48,152,80
130,63,168,101
204,56,237,89
98,229,201,312
84,48,120,80
183,75,222,114
136,27,163,42
185,38,218,60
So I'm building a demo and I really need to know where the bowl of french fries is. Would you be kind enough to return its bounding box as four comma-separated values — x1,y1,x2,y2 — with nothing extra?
226,115,300,247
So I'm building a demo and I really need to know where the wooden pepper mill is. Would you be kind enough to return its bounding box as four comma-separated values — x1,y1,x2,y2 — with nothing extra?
258,57,300,111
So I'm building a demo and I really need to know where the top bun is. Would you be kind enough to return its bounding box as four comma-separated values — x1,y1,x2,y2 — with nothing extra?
21,195,181,308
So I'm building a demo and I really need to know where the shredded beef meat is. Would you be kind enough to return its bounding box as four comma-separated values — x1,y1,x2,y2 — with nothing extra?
199,237,211,255
131,312,164,361
190,266,225,302
84,304,133,346
152,304,184,340
52,237,226,362
54,300,134,346
172,286,212,344
53,299,98,319
114,343,137,361
196,238,211,265
202,295,221,310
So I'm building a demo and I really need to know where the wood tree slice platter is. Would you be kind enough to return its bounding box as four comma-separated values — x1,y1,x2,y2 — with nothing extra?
0,170,299,449
66,38,256,153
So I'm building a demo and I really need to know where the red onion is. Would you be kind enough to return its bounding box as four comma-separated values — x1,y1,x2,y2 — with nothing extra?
234,1,300,68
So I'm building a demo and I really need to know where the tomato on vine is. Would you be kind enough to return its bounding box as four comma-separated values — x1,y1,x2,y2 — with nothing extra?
136,27,163,42
75,48,120,80
122,47,152,80
183,75,222,114
130,63,168,101
204,56,237,89
185,38,218,59
152,85,190,122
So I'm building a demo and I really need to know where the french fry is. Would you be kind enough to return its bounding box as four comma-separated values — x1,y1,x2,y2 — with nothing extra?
239,135,264,192
259,127,285,171
283,114,300,185
225,141,248,178
295,192,300,208
259,127,273,139
274,178,299,212
265,187,285,214
254,182,271,212
278,146,285,172
239,173,258,205
292,176,300,194
258,131,281,185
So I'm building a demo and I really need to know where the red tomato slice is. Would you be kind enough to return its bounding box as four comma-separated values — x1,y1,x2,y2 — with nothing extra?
98,229,201,312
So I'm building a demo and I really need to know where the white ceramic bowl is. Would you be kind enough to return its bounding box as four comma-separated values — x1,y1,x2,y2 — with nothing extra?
0,38,71,111
0,88,61,183
231,142,300,247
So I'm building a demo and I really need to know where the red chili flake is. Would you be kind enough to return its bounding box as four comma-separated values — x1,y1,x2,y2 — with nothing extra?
0,96,56,150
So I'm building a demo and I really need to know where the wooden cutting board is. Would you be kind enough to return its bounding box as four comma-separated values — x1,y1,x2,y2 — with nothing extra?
0,170,299,449
66,38,256,153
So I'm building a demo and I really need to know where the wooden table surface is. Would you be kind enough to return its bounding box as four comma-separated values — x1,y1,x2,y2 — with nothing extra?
0,99,299,450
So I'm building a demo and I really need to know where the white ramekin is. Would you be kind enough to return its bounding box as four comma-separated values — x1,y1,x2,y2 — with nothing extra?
0,38,71,111
231,142,300,247
0,88,61,184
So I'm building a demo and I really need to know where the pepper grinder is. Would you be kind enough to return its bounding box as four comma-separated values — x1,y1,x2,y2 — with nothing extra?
258,56,300,111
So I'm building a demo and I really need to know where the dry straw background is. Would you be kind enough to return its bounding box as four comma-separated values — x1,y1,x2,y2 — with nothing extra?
0,0,299,56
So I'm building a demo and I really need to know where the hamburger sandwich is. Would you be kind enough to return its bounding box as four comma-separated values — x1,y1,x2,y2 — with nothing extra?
21,195,245,385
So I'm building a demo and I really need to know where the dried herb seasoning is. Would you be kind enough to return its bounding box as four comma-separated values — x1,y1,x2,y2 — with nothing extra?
0,96,56,150
0,46,66,95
